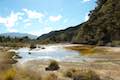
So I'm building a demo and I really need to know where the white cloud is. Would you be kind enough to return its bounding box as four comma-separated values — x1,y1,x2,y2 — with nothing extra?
23,19,30,23
0,17,6,24
83,0,90,2
84,13,89,21
25,22,31,27
23,8,44,22
0,11,24,28
49,15,62,22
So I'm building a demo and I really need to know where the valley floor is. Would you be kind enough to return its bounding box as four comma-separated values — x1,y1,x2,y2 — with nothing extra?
15,59,120,80
0,44,120,80
15,44,120,80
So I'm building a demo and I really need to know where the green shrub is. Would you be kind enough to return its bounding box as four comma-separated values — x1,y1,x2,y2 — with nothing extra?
64,68,76,78
45,60,60,71
30,44,36,49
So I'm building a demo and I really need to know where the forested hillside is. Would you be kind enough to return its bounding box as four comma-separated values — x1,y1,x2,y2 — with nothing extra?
37,23,84,44
36,0,120,46
74,0,120,46
0,36,33,47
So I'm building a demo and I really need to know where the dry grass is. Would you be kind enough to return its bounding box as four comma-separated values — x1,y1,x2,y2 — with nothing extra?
43,73,58,80
0,42,30,48
64,68,101,80
15,68,42,80
0,45,120,80
0,68,16,80
0,51,17,64
0,67,42,80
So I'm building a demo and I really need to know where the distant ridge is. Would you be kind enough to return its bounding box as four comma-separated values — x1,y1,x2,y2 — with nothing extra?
0,32,38,39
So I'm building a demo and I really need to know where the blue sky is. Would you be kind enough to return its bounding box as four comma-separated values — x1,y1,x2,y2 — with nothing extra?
0,0,96,36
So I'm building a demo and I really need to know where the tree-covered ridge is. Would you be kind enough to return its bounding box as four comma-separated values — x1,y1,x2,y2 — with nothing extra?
75,0,120,46
0,36,33,47
37,0,120,46
37,23,83,44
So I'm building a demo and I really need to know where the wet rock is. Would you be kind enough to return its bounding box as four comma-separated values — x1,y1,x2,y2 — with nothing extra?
13,54,22,59
41,47,45,49
28,52,31,54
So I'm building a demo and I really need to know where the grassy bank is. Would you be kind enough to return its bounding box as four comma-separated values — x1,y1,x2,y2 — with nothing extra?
0,48,17,71
0,59,103,80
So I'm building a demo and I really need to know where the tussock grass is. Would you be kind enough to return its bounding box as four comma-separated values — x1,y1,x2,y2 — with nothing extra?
0,67,42,80
64,68,101,80
0,42,29,48
0,51,17,64
0,68,16,80
43,73,57,80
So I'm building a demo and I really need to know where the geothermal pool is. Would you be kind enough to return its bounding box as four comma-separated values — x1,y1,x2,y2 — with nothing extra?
13,44,92,63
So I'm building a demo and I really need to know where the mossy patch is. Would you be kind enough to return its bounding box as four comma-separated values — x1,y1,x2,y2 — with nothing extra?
65,45,107,56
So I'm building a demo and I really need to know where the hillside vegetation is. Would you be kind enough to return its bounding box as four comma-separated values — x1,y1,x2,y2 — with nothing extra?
74,0,120,46
37,0,120,46
37,23,83,44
